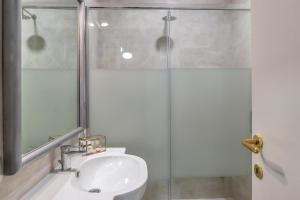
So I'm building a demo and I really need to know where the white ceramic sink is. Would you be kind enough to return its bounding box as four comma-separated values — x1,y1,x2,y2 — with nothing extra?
71,154,148,200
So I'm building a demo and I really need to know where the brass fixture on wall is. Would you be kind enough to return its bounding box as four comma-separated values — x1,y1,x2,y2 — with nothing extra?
254,163,263,179
242,134,264,180
242,133,263,153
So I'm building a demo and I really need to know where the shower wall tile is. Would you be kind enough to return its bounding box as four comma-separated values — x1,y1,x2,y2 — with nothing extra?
140,176,250,200
88,9,168,70
172,177,232,199
22,0,250,9
143,180,169,200
88,9,250,69
22,8,77,69
171,10,250,69
143,177,236,200
231,175,252,200
85,0,250,9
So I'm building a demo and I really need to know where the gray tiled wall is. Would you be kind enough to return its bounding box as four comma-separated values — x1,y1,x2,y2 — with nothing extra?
88,9,250,69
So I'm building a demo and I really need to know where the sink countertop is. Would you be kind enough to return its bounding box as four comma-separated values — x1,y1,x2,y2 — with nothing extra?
21,148,126,200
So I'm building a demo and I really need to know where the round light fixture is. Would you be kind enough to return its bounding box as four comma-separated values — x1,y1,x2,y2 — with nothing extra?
122,52,133,60
88,22,95,27
101,22,109,27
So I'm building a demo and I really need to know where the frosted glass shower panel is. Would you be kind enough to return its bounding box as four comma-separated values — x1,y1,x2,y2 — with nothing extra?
88,9,170,199
170,10,252,177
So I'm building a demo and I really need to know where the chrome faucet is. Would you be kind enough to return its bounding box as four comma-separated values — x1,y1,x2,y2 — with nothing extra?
58,135,106,171
58,144,86,171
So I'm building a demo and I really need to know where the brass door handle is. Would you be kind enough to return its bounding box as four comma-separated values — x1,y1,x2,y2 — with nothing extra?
242,133,263,153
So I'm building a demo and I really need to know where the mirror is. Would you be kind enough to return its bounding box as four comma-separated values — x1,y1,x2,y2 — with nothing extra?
21,7,79,154
3,0,85,175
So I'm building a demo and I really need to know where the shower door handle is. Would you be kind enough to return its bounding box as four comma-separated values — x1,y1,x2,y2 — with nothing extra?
242,133,263,153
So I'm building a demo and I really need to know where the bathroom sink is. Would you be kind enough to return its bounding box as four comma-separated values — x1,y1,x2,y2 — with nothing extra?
71,154,148,200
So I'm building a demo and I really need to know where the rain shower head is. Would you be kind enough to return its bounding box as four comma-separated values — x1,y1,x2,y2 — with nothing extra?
155,15,177,52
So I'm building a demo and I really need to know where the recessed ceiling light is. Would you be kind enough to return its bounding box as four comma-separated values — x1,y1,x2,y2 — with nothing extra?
101,22,109,27
88,22,95,27
122,52,133,60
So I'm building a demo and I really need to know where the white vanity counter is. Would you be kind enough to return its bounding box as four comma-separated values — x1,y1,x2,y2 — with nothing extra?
21,148,126,200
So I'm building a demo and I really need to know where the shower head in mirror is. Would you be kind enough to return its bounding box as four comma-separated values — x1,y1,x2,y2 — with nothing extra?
22,8,46,51
22,8,37,20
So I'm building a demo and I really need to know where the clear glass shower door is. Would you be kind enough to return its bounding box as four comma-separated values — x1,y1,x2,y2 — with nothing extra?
169,10,252,200
87,8,171,200
87,7,252,200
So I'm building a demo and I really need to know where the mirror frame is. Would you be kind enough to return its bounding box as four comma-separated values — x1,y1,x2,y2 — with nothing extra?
2,0,87,175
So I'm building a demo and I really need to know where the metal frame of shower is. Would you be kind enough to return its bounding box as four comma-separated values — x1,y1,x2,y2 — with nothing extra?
2,0,250,175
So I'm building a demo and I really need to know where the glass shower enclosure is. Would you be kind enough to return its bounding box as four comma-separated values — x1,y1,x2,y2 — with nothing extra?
87,2,251,200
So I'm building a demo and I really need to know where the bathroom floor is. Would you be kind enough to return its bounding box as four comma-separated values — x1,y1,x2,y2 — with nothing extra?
174,198,233,200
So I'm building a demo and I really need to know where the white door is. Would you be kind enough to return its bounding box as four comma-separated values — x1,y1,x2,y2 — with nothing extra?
252,0,300,199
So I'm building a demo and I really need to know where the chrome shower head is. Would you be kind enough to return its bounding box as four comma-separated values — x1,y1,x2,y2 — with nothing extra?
156,15,176,52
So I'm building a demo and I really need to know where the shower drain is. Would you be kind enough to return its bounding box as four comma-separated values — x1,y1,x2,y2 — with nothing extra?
88,188,101,193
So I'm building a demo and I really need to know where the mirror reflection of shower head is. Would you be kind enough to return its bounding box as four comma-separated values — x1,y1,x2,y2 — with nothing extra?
22,8,46,51
22,8,37,20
